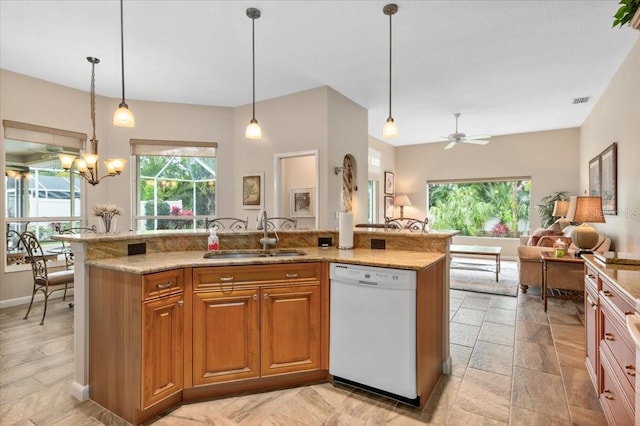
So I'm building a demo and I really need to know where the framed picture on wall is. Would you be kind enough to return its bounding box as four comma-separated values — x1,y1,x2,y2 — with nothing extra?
242,172,264,209
384,196,394,219
600,142,617,215
588,155,600,196
384,171,394,195
290,187,315,217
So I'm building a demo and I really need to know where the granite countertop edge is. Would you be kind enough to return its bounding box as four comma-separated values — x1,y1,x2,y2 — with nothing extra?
86,247,446,274
583,255,640,312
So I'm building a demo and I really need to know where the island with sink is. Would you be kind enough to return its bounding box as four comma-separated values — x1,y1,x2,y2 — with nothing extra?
56,228,456,425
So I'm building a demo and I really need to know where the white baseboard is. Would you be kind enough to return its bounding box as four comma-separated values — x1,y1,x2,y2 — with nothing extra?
70,381,89,401
0,289,74,310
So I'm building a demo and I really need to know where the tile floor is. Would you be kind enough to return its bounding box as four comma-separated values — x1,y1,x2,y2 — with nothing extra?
0,286,608,425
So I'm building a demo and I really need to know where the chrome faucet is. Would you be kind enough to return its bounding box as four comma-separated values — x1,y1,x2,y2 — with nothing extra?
257,209,277,250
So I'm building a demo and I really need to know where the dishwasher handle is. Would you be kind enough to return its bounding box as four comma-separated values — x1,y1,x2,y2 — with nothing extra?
358,280,379,286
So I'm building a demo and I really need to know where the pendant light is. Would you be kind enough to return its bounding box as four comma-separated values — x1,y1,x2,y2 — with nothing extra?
245,7,262,140
58,57,127,185
382,3,398,139
113,0,135,127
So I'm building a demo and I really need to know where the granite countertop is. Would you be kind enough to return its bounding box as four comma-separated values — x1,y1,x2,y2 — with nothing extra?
583,255,640,311
87,247,446,274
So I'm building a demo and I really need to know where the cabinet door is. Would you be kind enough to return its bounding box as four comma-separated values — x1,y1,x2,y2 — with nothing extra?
142,293,184,409
261,284,321,376
193,288,260,385
585,289,599,389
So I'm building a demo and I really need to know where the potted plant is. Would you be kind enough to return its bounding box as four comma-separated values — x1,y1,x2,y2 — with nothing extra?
613,0,640,29
536,191,568,228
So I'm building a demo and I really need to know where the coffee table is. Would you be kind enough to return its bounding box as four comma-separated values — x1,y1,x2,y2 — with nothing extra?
540,251,585,312
450,244,501,282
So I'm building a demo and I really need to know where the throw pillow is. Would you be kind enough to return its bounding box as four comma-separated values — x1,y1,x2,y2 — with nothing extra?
547,218,570,232
526,228,564,246
537,235,572,248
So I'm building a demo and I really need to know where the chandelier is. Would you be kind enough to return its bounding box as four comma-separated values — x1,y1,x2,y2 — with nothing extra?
58,57,126,186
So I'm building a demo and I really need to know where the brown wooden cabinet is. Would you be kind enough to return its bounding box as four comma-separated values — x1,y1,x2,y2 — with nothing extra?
89,267,185,425
191,263,322,386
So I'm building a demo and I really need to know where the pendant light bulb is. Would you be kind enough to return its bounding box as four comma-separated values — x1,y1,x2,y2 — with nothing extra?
114,0,135,127
246,118,262,140
382,4,398,139
246,7,262,140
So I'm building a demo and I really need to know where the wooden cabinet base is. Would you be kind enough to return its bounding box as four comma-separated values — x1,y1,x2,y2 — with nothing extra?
183,370,329,402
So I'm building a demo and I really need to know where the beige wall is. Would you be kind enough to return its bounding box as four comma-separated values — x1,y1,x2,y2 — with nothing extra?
395,127,581,232
580,39,640,252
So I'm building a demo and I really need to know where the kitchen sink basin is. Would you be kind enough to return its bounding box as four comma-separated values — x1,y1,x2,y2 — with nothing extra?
204,249,307,259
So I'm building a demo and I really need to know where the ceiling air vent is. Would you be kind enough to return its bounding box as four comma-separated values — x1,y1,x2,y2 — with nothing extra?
572,96,590,104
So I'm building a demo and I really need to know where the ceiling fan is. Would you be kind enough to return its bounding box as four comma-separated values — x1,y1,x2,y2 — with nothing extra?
442,113,491,150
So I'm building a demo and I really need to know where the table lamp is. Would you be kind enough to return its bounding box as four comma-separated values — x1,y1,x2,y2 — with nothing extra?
552,200,570,218
566,196,605,257
394,194,412,218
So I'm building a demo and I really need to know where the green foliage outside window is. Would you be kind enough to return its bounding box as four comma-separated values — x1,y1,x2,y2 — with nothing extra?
428,180,530,237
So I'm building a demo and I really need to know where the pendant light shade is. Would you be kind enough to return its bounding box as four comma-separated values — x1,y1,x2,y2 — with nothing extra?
382,3,398,139
113,0,135,127
245,7,262,140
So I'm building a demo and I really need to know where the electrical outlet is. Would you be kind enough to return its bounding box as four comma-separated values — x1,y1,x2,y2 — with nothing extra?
318,236,333,247
128,242,146,256
371,239,386,250
335,211,340,220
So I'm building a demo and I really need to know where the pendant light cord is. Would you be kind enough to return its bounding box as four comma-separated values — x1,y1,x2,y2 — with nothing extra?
388,11,392,119
90,61,97,140
119,0,126,104
251,15,256,120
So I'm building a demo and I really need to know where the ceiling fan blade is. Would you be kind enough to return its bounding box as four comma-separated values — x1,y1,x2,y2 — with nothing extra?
444,141,457,150
464,134,491,140
462,139,490,145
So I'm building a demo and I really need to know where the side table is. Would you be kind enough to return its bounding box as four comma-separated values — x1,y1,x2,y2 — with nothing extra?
540,251,585,312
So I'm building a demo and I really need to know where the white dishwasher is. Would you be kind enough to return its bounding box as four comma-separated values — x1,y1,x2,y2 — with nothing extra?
329,262,418,405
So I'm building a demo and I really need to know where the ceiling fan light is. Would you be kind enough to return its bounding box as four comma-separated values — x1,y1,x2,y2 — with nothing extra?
382,117,398,139
113,103,135,127
245,118,262,140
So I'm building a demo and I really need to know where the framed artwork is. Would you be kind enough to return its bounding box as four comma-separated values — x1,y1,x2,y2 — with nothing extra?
242,172,264,209
384,171,394,195
384,196,394,219
290,187,315,217
600,142,617,215
588,154,600,196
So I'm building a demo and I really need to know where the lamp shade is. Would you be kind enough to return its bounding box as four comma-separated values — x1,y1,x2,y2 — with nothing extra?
394,194,412,207
566,196,605,223
552,200,570,218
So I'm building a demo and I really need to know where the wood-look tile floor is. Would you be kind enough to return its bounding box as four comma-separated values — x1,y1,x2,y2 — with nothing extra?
0,287,608,425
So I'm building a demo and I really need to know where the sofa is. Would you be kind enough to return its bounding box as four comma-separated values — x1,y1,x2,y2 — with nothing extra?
517,219,611,293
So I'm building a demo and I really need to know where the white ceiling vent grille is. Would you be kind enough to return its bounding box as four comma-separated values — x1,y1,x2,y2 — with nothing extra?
572,96,590,104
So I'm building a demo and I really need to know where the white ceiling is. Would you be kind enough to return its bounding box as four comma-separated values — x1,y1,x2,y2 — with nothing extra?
1,1,638,147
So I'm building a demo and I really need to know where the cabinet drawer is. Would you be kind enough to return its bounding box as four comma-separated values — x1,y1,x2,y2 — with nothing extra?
601,304,636,393
143,269,184,300
584,264,599,292
193,263,321,291
600,278,635,321
599,347,635,426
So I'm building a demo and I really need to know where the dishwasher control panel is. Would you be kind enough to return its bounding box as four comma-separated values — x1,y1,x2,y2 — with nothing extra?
330,263,416,290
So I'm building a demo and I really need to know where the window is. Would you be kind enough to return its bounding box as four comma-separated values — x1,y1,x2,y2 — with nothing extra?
427,178,531,237
4,120,85,268
132,139,217,231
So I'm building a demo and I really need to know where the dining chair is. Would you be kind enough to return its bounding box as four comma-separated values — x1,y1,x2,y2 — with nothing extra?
205,217,249,232
266,217,297,230
20,231,74,325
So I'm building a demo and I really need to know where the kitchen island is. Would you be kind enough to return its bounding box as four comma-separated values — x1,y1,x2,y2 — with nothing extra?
56,229,456,425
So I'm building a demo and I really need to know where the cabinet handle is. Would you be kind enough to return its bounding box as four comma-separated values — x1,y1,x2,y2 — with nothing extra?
220,276,234,282
625,311,634,315
603,290,613,297
252,294,257,301
264,293,269,299
604,332,615,341
587,274,596,279
156,282,172,289
625,365,636,376
603,390,614,400
177,300,184,307
285,272,299,278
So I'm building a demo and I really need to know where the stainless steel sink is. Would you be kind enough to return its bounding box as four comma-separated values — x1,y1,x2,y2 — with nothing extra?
204,249,306,259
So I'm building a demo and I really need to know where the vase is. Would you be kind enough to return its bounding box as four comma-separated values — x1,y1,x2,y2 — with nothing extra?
99,215,117,234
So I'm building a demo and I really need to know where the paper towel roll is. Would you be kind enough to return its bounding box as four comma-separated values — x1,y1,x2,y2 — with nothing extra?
338,212,354,249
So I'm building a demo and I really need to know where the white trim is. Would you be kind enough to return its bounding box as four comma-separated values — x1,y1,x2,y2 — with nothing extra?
70,381,89,401
0,288,74,309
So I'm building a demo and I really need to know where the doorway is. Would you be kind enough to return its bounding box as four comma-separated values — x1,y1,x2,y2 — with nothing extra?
274,150,318,229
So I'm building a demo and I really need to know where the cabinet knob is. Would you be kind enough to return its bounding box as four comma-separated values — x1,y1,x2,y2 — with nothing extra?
177,300,184,307
625,365,636,376
604,332,615,341
264,293,269,299
252,294,258,301
603,389,614,400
